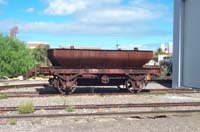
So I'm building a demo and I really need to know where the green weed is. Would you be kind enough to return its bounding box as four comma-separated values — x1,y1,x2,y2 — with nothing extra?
8,118,17,125
17,102,35,114
0,93,8,99
66,105,75,112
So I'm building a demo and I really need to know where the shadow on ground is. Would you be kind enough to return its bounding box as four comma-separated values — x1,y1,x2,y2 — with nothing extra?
36,85,129,94
36,80,172,94
149,80,172,88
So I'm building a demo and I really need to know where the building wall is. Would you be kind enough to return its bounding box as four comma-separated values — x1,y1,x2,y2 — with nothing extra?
173,0,200,88
28,41,49,49
160,43,165,52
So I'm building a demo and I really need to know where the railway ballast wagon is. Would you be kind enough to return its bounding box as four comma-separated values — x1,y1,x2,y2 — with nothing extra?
29,47,160,94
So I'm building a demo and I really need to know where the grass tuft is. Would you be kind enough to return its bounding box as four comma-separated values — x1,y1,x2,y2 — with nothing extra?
8,118,17,125
0,93,8,99
66,105,75,112
17,102,35,114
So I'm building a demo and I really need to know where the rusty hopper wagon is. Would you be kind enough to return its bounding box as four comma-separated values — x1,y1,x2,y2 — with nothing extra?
29,48,160,94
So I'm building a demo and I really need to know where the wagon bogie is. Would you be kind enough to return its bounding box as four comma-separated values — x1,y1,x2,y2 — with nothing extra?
44,68,157,94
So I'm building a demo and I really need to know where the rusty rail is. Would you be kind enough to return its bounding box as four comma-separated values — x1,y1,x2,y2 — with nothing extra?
0,88,199,98
0,109,200,119
1,102,200,112
0,83,48,90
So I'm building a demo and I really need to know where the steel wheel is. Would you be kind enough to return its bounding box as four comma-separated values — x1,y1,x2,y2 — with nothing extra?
57,80,77,94
57,85,66,94
126,79,145,93
134,80,145,93
126,79,134,93
66,81,77,94
51,78,64,93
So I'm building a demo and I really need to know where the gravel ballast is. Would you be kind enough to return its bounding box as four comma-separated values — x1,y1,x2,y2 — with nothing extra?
0,114,200,132
0,81,199,132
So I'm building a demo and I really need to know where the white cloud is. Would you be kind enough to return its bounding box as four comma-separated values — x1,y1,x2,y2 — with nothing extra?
0,20,170,37
79,8,160,25
0,0,172,37
0,0,6,4
44,0,122,15
120,43,159,51
25,8,34,13
78,0,169,25
44,0,88,15
43,0,169,25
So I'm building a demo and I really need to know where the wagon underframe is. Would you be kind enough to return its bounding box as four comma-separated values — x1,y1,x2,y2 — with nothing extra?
31,66,160,94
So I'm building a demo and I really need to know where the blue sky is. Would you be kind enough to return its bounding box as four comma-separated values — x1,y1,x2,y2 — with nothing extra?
0,0,173,50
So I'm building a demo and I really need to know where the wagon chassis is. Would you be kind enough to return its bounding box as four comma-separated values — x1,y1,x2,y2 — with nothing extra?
31,66,160,94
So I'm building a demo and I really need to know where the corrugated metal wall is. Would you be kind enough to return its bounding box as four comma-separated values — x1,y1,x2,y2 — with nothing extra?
173,0,200,88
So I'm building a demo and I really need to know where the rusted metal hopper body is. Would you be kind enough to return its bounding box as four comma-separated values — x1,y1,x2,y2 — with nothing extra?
48,48,153,69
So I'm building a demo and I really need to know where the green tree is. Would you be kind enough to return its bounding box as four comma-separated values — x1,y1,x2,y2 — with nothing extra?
155,48,165,56
0,34,35,77
30,45,50,66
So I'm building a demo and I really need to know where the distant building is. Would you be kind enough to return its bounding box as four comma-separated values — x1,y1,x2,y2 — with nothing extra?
28,41,49,49
160,43,165,52
160,42,173,54
164,48,168,53
168,42,173,54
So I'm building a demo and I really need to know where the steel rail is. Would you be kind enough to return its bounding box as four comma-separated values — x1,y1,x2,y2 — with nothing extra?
0,82,194,93
0,89,199,98
1,102,200,112
2,89,197,95
0,91,198,98
0,109,200,119
0,83,48,90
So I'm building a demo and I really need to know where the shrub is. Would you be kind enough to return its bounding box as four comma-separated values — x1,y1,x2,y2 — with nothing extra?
30,45,50,66
17,102,35,114
0,34,35,77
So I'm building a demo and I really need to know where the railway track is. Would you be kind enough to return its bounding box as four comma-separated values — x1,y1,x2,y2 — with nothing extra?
1,110,200,119
0,82,199,98
1,81,199,120
1,102,200,119
0,83,48,90
0,88,199,98
1,102,200,112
